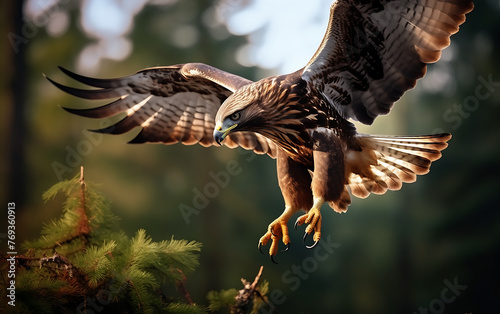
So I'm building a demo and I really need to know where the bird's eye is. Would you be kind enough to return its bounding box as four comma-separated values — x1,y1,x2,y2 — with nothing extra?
229,112,241,121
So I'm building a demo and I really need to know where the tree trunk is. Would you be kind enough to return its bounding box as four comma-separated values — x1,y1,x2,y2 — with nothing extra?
5,0,27,209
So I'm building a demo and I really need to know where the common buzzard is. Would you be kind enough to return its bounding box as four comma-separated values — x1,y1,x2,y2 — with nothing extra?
48,0,474,262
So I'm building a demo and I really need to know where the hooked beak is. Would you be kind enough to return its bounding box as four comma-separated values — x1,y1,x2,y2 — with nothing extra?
213,123,238,145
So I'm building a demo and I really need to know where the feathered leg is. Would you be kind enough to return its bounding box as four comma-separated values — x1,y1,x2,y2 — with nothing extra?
295,128,349,247
258,149,313,260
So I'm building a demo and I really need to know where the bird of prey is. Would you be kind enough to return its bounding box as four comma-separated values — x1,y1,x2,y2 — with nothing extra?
47,0,474,262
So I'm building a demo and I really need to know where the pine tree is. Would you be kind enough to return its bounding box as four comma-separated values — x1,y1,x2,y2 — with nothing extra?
0,167,272,313
1,167,204,313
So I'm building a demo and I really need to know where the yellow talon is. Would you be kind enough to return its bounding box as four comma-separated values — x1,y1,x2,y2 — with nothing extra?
295,198,323,247
258,207,296,258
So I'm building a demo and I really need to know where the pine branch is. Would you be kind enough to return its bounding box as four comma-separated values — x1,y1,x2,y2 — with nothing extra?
73,240,117,287
175,269,193,305
22,167,97,254
76,166,91,238
207,288,238,312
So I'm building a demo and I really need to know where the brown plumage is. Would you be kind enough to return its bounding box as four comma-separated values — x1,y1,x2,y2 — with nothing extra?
47,0,473,261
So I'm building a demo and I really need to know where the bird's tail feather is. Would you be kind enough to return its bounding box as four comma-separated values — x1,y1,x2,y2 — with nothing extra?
346,133,451,199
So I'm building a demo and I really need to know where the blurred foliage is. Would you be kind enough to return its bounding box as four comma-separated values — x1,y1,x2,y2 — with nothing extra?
1,0,499,313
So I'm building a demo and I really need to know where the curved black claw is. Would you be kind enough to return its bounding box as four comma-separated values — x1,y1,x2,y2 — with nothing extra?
303,232,309,243
303,232,319,249
281,243,290,253
306,240,319,249
270,255,278,264
258,242,264,254
294,220,300,230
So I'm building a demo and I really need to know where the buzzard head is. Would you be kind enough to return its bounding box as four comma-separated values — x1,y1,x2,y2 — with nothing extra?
213,83,268,145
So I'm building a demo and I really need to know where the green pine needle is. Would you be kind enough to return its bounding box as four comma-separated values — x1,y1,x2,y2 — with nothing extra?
206,289,238,312
164,303,208,314
73,240,117,288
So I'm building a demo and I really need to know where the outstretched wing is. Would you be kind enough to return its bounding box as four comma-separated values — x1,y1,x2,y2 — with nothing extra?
302,0,474,125
47,63,277,157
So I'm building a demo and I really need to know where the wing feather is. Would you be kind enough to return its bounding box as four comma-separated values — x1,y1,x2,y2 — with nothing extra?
302,0,474,124
48,64,277,157
346,133,451,198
